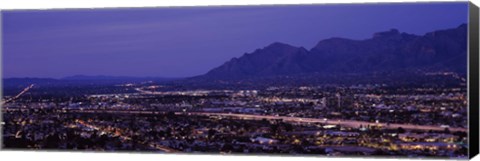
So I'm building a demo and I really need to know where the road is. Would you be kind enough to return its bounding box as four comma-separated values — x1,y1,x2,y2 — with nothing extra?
1,84,34,105
63,109,467,132
186,112,467,133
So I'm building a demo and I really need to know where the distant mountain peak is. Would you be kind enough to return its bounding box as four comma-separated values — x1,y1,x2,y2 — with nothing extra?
262,42,301,51
372,28,401,39
267,42,292,47
457,23,467,29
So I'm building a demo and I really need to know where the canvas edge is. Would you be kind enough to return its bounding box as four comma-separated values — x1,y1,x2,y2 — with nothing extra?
0,10,4,151
468,1,479,159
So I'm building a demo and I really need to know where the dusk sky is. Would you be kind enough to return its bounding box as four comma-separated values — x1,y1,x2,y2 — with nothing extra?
2,2,468,78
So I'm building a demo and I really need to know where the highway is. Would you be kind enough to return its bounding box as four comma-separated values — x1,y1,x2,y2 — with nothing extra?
63,109,467,133
185,112,467,133
1,84,34,105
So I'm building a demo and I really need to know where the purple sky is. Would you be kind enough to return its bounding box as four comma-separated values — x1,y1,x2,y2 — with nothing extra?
2,2,468,78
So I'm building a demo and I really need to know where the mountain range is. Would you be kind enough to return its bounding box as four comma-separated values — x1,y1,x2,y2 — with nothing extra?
195,24,467,81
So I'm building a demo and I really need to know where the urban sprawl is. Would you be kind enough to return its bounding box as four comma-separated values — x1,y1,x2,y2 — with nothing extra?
2,78,468,158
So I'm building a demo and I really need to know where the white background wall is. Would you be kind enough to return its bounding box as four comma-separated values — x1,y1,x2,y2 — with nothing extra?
0,0,479,161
